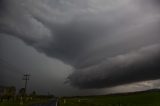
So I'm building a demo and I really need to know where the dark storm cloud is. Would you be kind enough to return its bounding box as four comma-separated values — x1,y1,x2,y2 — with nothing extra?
0,0,160,89
68,44,160,88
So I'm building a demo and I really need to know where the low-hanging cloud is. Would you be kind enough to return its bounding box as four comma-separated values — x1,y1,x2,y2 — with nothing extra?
68,44,160,88
0,0,160,89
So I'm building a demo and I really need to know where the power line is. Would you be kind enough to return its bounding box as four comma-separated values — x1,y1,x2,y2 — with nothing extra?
0,58,32,95
23,74,31,94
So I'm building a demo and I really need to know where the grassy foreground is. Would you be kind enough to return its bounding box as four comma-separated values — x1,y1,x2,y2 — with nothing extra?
59,91,160,106
0,98,49,106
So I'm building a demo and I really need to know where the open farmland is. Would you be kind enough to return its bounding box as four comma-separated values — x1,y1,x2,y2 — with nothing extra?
59,91,160,106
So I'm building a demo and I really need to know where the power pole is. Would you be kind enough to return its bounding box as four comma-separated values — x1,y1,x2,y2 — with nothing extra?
23,74,30,95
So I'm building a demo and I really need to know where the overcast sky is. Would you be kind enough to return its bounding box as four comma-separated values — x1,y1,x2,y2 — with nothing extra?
0,0,160,96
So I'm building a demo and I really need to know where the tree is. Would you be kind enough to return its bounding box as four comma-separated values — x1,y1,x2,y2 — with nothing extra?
9,86,16,97
31,91,36,97
19,88,25,97
3,86,16,100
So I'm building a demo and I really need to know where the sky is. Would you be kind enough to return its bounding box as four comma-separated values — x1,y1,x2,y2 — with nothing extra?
0,0,160,96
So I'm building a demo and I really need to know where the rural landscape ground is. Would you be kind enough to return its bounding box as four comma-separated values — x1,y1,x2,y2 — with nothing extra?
0,90,160,106
59,90,160,106
0,98,51,106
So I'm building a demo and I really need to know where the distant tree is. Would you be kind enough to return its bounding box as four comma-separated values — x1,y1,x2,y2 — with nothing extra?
19,88,25,97
3,86,16,100
9,86,16,97
6,86,15,95
31,91,36,97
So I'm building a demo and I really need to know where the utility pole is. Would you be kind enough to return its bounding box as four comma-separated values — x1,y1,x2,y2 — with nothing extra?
23,74,30,95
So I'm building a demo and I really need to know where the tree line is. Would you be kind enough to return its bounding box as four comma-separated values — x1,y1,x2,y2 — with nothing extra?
0,86,54,102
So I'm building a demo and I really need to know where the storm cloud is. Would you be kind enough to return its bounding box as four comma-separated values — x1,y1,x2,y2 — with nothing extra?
0,0,160,89
68,44,160,88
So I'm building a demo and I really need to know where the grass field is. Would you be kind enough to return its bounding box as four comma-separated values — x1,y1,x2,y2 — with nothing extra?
0,98,50,106
59,91,160,106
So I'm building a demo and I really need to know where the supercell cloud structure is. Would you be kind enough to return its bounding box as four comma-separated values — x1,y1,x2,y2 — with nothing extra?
0,0,160,89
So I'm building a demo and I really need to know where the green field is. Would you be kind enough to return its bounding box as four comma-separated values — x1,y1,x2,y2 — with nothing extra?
0,98,50,106
59,91,160,106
